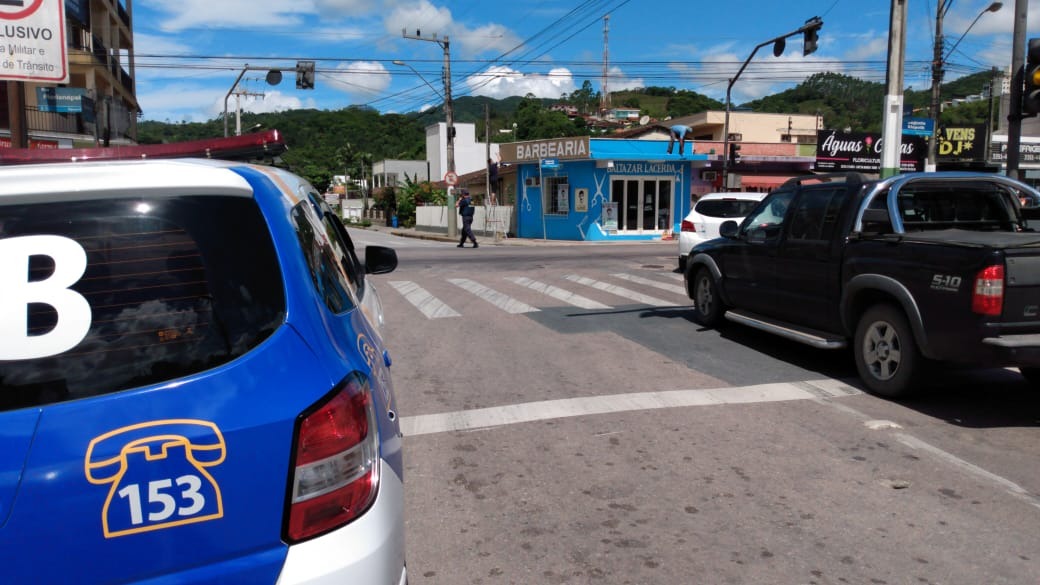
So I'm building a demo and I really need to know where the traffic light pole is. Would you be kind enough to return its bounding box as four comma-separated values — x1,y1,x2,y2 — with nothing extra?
721,17,822,191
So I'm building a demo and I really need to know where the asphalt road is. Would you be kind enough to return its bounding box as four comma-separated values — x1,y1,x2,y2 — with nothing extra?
352,228,1040,585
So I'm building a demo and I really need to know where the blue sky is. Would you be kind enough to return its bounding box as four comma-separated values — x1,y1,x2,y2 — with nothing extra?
131,0,1040,123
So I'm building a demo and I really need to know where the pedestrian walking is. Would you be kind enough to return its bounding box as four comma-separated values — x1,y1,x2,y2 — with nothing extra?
456,189,478,248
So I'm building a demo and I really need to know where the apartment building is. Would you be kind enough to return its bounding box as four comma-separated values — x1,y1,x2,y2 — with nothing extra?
1,0,138,147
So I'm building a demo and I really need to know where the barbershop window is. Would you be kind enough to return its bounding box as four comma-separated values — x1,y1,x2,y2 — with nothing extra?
544,176,569,215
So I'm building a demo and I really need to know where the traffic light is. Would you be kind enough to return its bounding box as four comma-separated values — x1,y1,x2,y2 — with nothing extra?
296,60,315,90
728,143,741,166
803,16,822,56
1024,38,1040,115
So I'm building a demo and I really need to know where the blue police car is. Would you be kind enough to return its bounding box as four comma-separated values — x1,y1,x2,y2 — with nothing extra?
0,154,406,584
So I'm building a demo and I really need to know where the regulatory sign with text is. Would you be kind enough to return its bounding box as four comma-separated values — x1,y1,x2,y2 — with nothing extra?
0,0,69,83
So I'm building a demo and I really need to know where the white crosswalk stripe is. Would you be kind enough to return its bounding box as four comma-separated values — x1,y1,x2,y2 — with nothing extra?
448,278,540,314
564,275,674,307
504,276,611,310
388,281,460,319
611,273,686,296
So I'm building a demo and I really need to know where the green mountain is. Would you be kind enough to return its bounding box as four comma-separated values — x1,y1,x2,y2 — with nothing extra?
137,72,996,190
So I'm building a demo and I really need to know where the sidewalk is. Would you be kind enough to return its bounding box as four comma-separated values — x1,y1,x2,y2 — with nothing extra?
362,222,674,247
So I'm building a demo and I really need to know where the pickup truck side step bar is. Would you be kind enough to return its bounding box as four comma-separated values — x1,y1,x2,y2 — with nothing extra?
724,310,848,350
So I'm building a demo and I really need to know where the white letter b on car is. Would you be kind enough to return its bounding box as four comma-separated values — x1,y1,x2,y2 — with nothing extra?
0,235,92,360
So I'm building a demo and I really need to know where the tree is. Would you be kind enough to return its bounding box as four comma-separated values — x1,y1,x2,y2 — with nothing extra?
514,96,590,140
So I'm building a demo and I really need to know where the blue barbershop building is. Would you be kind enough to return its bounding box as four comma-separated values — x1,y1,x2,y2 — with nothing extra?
499,136,710,241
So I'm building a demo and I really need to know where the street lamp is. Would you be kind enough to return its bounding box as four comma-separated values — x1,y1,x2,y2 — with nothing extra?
928,1,1002,170
392,60,444,100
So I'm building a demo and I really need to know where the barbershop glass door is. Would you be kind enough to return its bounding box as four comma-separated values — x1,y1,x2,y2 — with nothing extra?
611,177,673,232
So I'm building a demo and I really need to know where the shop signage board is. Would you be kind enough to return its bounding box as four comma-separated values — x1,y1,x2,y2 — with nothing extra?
814,130,925,173
937,125,985,161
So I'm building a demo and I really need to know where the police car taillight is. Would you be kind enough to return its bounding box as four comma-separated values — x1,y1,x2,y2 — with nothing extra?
286,372,379,542
972,264,1005,316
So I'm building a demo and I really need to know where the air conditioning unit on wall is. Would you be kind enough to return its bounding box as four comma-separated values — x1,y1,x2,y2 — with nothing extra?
524,176,540,187
702,171,718,181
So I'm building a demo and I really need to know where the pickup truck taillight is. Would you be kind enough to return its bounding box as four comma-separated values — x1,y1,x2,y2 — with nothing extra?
680,219,696,233
972,264,1005,316
286,372,379,542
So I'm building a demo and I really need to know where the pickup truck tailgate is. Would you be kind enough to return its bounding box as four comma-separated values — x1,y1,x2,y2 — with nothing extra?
1004,252,1040,324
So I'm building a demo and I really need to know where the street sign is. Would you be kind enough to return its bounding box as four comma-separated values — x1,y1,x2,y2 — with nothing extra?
541,158,560,169
0,0,69,83
902,117,934,137
444,171,458,186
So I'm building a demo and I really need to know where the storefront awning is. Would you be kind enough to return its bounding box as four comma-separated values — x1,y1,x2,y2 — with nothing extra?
738,175,802,189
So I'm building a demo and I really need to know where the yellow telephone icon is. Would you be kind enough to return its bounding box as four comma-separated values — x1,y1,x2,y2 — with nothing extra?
84,419,227,538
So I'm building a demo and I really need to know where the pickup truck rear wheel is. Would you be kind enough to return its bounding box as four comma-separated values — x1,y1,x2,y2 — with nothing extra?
691,267,725,326
854,304,920,398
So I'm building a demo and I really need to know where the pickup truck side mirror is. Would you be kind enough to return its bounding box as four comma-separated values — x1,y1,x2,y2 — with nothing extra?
719,220,739,239
365,245,398,275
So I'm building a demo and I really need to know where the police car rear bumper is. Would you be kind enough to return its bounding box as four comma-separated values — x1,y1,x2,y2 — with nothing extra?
276,459,406,585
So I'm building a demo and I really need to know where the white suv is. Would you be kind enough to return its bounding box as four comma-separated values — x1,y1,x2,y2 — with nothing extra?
678,192,766,269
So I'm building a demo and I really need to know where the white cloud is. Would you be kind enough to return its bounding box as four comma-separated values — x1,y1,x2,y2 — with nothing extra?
606,66,644,92
313,0,383,18
133,32,193,56
232,90,315,116
135,82,225,123
456,23,522,57
844,32,888,61
150,0,316,31
385,0,453,40
466,65,576,99
326,61,393,97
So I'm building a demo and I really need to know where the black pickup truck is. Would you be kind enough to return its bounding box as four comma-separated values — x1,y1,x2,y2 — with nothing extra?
684,171,1040,398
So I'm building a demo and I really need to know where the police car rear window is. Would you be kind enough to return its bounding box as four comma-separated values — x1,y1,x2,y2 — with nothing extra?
0,196,286,411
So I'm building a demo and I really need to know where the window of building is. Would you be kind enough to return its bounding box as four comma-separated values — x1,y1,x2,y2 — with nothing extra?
544,176,569,215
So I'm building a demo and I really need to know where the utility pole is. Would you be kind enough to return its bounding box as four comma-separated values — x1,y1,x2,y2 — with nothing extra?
601,15,610,112
881,0,907,178
929,1,1003,171
403,29,457,237
928,0,946,172
1007,0,1029,180
6,81,28,148
233,89,265,136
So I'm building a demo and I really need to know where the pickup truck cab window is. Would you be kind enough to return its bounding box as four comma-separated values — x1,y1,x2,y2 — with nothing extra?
743,190,795,243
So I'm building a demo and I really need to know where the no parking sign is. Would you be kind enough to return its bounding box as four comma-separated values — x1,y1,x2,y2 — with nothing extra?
0,0,68,83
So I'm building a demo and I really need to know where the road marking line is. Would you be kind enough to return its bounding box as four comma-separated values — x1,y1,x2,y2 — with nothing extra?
388,281,460,319
892,433,1040,510
505,276,610,310
448,278,539,314
401,381,818,436
611,273,686,296
820,398,1040,511
564,274,674,307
